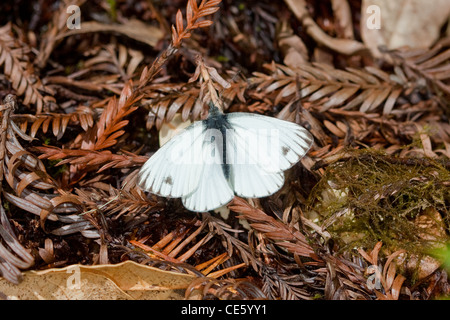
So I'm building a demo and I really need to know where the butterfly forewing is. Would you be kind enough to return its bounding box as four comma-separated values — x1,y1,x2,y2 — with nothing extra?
225,113,313,173
223,113,312,198
137,121,205,197
181,126,234,212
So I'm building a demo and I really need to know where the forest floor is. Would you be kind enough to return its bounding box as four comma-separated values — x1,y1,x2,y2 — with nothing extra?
0,0,449,300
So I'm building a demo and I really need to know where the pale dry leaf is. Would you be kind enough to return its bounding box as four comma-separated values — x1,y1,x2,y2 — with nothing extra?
127,48,144,76
361,0,450,58
397,253,442,281
395,208,445,280
277,20,309,68
159,113,192,146
0,261,198,300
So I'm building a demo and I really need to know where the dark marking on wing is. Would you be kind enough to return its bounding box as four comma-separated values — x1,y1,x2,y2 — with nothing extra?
164,176,173,185
282,146,289,156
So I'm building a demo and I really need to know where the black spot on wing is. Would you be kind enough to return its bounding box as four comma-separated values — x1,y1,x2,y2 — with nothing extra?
164,176,173,185
282,146,289,156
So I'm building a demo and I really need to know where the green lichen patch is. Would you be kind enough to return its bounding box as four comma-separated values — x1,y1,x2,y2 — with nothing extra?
308,150,450,254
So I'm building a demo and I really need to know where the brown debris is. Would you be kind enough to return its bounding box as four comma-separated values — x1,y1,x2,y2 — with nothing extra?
0,0,448,300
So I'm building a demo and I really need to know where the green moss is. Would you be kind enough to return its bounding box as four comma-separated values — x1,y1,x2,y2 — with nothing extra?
431,242,450,271
106,0,117,20
308,149,450,253
45,159,68,179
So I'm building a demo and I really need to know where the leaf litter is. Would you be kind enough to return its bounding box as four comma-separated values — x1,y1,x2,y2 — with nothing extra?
0,0,449,300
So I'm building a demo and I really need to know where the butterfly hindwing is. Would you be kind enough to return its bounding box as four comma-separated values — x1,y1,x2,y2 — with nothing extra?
228,161,285,198
225,126,285,197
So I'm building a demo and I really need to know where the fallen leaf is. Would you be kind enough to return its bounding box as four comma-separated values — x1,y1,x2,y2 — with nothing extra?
361,0,450,58
159,114,192,146
0,261,199,300
396,208,446,280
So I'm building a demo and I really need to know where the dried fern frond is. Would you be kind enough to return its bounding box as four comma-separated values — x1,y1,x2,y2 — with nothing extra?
35,83,140,163
321,253,372,300
0,95,36,283
74,183,159,222
129,215,246,277
229,197,320,261
35,146,148,173
35,84,145,175
45,43,144,97
185,277,266,300
0,96,92,274
92,83,141,151
386,36,450,104
251,61,405,114
48,179,160,239
83,43,144,81
145,78,246,130
171,0,220,47
0,24,53,113
138,0,222,89
259,263,317,300
11,106,94,140
202,212,261,272
145,56,238,130
149,90,202,130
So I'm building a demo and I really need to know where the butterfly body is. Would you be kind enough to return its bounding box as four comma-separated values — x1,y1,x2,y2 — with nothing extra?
138,104,313,212
204,104,232,179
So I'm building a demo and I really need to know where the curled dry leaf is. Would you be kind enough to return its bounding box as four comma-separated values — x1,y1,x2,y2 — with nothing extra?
284,0,366,55
359,242,406,300
56,19,164,48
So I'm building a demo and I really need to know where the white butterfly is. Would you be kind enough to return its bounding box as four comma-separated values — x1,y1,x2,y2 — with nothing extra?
138,104,313,212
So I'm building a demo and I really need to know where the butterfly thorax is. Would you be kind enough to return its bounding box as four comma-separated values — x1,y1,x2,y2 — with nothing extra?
204,104,231,179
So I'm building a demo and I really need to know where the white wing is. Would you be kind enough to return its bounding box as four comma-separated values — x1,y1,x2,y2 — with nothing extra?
226,113,313,173
225,113,313,198
228,160,285,198
137,121,205,198
139,112,313,211
182,131,234,212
